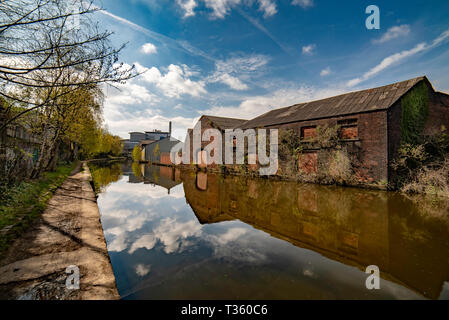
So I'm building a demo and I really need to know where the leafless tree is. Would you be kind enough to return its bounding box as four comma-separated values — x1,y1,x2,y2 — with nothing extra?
0,0,136,130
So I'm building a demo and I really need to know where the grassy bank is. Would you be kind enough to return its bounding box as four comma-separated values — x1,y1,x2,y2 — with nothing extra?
0,162,77,256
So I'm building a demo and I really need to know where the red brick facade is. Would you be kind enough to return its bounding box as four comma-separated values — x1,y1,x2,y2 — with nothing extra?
340,126,359,140
264,111,389,184
298,152,318,174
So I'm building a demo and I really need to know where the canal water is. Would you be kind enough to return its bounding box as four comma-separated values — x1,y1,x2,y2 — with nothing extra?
90,161,449,300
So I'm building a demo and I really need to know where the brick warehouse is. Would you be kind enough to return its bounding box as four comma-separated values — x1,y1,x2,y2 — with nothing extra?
185,115,248,169
183,76,449,187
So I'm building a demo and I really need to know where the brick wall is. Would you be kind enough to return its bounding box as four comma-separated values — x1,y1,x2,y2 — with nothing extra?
160,152,172,165
426,91,449,135
298,152,318,174
340,126,359,140
387,100,403,181
265,112,389,184
187,116,220,165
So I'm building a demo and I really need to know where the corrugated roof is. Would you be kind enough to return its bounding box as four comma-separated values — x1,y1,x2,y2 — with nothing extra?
203,115,248,130
239,77,427,129
144,137,181,153
139,140,156,146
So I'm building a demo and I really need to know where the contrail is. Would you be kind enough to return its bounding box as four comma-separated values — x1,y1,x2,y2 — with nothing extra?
99,9,217,62
236,8,292,56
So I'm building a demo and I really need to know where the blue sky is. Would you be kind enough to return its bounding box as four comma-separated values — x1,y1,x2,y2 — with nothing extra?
95,0,449,139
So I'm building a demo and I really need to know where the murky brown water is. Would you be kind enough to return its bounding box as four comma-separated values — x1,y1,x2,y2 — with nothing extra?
90,161,449,300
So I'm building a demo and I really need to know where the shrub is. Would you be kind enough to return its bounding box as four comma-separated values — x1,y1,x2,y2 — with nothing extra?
278,129,301,162
315,124,341,148
394,131,449,197
327,149,353,184
401,158,449,197
132,145,142,162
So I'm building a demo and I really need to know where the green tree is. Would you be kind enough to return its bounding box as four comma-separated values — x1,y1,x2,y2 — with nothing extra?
132,145,142,162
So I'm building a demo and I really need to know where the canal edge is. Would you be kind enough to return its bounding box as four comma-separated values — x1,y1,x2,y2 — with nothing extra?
79,162,120,300
0,162,120,300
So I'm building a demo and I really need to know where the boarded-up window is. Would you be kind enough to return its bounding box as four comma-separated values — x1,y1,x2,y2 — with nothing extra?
301,126,317,140
340,126,359,139
298,152,318,174
338,119,358,139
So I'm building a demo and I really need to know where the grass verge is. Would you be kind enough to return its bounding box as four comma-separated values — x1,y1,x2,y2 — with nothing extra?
0,162,77,257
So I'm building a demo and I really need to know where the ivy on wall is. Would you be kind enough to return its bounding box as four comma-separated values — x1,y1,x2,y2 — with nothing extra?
401,82,430,144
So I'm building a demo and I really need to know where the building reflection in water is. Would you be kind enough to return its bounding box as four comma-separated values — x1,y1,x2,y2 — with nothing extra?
91,162,449,300
182,171,449,300
123,162,182,194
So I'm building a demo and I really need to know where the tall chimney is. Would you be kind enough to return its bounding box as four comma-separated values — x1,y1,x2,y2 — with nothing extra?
169,121,172,137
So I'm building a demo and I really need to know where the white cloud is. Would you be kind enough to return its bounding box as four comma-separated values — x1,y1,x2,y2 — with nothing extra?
206,228,267,263
136,63,207,98
176,0,198,18
211,73,249,90
106,82,159,106
211,228,247,245
347,43,427,87
292,0,314,9
129,234,157,254
135,264,151,277
153,218,203,254
373,25,411,44
302,44,316,55
105,110,196,141
208,54,269,90
199,0,277,19
215,54,270,73
102,76,197,139
140,43,157,54
204,0,241,19
431,28,449,47
108,234,128,252
320,67,331,77
258,0,277,18
347,27,449,87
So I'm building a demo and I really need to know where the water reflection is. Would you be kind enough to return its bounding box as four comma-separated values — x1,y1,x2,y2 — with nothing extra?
92,162,449,300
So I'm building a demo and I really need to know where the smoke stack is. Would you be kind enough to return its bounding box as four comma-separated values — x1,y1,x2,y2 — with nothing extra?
169,121,172,137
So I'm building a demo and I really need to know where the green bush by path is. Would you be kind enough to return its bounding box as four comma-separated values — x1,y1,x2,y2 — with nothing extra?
0,162,76,256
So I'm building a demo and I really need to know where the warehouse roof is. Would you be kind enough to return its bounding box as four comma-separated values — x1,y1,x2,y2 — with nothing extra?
239,76,429,129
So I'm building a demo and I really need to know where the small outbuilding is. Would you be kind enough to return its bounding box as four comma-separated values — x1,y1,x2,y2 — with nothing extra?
143,137,181,165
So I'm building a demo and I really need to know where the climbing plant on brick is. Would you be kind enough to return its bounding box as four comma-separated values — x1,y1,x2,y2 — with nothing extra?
401,82,429,144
